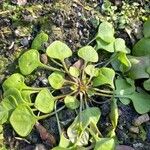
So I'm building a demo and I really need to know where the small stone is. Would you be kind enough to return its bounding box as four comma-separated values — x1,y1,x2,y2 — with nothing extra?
20,38,29,47
34,144,46,150
133,114,150,126
129,126,139,134
40,54,48,64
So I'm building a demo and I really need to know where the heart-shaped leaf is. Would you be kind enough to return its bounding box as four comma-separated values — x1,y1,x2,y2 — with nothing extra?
0,104,9,124
143,79,150,91
69,66,80,78
46,41,72,61
114,38,128,53
96,22,115,43
143,19,150,38
127,55,150,79
10,105,37,137
96,38,114,52
132,38,150,56
2,73,27,91
64,96,79,109
19,49,42,75
78,46,98,62
85,65,99,77
94,138,116,150
35,89,55,113
48,72,65,89
93,67,115,88
31,31,48,51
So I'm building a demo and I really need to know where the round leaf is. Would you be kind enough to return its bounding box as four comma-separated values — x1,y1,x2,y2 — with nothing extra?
10,105,36,137
2,73,27,91
35,89,55,113
69,66,80,78
31,31,48,51
19,49,41,75
96,22,115,43
46,41,72,61
85,65,99,77
78,46,98,62
64,96,79,109
48,72,65,89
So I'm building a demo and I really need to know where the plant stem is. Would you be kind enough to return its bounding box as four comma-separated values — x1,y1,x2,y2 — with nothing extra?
37,105,65,120
65,80,78,86
41,63,65,73
94,92,113,97
81,62,87,80
92,88,114,94
55,101,62,136
51,58,63,67
61,60,69,74
87,37,96,45
79,93,83,126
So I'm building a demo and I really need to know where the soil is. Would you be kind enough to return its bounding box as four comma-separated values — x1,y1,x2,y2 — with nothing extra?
0,0,150,150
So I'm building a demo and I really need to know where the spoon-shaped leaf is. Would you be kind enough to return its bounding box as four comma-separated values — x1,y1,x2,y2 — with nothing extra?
31,31,48,51
46,41,72,61
2,73,27,91
78,46,98,62
19,49,41,75
96,22,115,43
85,65,99,77
93,67,115,88
48,72,65,89
35,89,55,113
10,104,36,137
64,96,79,109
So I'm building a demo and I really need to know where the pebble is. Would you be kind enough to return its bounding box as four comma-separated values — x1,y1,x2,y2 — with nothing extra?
40,54,48,64
129,126,139,134
34,144,46,150
133,114,150,126
39,77,48,86
20,38,29,47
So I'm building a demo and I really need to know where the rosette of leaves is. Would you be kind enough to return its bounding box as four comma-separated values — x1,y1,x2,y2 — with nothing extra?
0,21,150,149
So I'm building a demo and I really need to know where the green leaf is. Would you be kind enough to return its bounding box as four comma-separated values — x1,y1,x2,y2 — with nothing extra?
0,96,17,124
64,96,80,109
132,38,150,56
59,133,71,148
96,22,115,43
114,38,127,53
85,65,99,77
35,89,55,113
109,98,118,129
96,38,114,52
94,138,115,150
67,107,100,146
111,52,131,73
69,66,80,78
31,31,48,51
10,105,36,137
93,67,115,88
128,92,150,114
127,55,150,79
78,46,98,62
46,41,72,61
48,72,65,89
115,78,150,114
2,73,27,91
4,88,24,104
143,19,150,38
143,79,150,91
19,49,41,75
